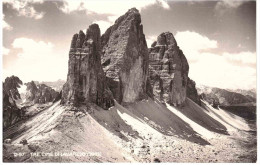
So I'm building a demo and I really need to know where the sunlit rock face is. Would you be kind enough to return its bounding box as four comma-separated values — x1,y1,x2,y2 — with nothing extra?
101,8,149,104
149,32,189,106
61,24,114,109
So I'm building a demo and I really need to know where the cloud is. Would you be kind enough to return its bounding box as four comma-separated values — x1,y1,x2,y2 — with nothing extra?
58,0,170,34
4,0,45,19
59,0,170,16
157,0,170,9
175,31,218,63
18,6,45,19
2,47,10,56
223,51,256,67
175,31,256,90
93,20,112,35
216,0,244,9
2,14,13,31
146,35,157,48
4,38,68,82
12,38,54,58
214,0,246,15
190,52,256,90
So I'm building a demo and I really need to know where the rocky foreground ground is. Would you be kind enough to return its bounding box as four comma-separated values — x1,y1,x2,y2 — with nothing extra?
3,99,257,163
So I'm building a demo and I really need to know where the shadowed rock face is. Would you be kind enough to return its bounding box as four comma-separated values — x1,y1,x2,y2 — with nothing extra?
25,81,38,102
149,32,189,106
3,76,23,129
187,78,201,105
61,24,114,109
101,8,149,104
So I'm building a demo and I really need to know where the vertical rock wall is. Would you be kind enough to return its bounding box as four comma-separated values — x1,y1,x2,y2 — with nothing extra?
149,32,189,106
61,8,202,109
61,24,114,109
101,8,149,104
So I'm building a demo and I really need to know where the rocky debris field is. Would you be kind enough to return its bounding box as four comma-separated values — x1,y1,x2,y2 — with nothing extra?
3,98,257,163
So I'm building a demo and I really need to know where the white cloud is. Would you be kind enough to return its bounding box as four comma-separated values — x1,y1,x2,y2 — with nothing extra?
3,14,13,31
59,0,170,16
12,38,54,58
107,15,119,23
93,20,112,35
157,0,170,9
4,38,68,82
2,47,10,56
214,0,246,15
190,52,256,90
175,31,256,90
59,0,170,36
223,51,256,66
175,31,217,63
18,6,45,19
59,0,170,34
215,0,244,9
4,0,45,19
146,35,157,48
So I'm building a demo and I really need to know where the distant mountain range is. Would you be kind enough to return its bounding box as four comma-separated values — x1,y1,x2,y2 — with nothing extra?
197,84,256,106
34,79,65,92
227,88,256,99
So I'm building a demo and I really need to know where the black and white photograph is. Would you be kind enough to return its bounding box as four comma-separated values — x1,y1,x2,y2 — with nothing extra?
1,0,258,163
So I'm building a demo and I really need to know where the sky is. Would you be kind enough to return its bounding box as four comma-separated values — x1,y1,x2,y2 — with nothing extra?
1,0,257,90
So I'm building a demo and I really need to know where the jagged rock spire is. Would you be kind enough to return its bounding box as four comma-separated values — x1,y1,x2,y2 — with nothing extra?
61,24,114,109
101,7,149,104
149,32,189,106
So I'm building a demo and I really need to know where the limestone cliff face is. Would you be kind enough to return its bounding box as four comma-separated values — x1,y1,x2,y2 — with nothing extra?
61,24,114,109
101,8,149,104
60,8,202,109
149,32,189,106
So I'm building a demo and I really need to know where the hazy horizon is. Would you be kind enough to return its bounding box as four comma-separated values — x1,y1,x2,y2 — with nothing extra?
2,0,256,90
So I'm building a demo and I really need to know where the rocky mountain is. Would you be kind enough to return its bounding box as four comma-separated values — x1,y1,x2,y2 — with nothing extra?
197,85,255,106
148,32,201,106
101,8,149,104
3,8,256,163
25,81,60,104
2,76,60,130
228,88,256,100
62,8,200,109
61,24,114,109
3,76,23,129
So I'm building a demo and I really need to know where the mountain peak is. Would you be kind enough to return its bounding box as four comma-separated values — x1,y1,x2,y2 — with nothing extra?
156,32,177,46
